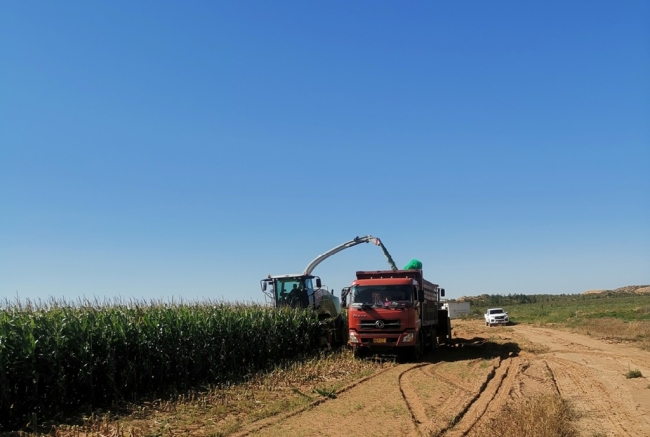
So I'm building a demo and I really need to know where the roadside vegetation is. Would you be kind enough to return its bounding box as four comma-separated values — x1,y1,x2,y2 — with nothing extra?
457,289,650,350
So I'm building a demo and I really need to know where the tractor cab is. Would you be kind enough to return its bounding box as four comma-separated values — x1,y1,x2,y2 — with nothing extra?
261,274,321,309
261,274,342,322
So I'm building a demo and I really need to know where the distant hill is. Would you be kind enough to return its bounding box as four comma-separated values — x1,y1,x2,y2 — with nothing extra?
451,285,650,307
582,285,650,295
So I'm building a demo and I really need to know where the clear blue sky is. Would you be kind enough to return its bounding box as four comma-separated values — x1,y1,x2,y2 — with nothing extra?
1,1,649,303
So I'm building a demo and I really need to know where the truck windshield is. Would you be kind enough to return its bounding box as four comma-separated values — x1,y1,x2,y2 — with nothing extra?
351,285,413,307
489,309,504,314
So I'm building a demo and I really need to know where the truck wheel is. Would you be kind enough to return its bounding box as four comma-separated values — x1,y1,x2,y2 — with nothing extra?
410,333,424,361
429,329,437,352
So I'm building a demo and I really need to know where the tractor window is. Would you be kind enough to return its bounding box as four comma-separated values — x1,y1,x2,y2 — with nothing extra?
275,279,302,302
275,278,311,308
304,278,314,293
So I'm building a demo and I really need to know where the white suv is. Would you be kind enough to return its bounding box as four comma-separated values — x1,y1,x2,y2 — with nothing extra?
485,308,509,326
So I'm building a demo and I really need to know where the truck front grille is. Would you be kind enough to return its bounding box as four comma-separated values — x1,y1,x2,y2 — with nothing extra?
358,319,401,330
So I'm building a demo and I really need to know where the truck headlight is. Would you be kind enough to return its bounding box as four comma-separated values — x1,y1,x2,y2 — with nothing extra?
403,332,414,343
349,332,360,344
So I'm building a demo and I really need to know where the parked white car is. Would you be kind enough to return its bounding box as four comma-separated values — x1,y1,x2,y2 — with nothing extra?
485,308,509,326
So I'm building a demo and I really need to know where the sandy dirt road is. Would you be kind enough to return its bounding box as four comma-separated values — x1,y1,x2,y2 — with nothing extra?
235,321,650,437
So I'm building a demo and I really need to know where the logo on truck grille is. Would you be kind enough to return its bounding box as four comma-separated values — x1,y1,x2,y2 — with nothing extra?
359,319,400,329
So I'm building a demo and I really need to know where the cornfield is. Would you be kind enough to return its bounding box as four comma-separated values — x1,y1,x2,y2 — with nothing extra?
0,298,322,429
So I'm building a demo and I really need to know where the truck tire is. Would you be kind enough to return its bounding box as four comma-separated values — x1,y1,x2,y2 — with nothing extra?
340,323,349,348
405,332,424,361
429,328,437,352
353,347,366,360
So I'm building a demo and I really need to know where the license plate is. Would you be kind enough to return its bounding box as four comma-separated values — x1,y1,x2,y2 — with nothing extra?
373,338,386,343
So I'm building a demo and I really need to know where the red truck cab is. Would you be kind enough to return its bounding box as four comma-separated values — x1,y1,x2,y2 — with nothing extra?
345,270,449,360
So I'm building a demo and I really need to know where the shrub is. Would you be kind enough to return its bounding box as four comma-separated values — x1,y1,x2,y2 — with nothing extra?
625,369,643,379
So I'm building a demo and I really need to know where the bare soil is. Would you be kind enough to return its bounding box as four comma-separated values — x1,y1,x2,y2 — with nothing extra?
235,320,650,437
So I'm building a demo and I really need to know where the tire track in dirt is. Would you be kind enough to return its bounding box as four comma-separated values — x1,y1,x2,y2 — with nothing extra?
513,324,650,436
399,362,462,437
397,362,431,435
397,355,518,437
545,357,635,437
239,362,425,437
463,357,520,435
441,357,516,437
400,362,464,436
543,360,561,396
422,361,476,393
231,364,399,437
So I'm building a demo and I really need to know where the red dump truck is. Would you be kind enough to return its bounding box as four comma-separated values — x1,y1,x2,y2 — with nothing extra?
343,269,451,360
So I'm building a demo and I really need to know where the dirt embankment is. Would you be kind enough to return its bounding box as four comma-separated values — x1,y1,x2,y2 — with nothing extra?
236,321,650,437
584,285,650,295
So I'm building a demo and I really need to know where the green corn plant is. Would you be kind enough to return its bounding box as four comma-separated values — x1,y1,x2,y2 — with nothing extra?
0,298,322,430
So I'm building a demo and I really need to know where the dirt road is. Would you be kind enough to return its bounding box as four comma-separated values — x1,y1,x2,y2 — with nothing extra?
236,321,650,437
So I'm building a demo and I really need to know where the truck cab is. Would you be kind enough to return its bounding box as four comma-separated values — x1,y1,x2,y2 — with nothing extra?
346,270,449,360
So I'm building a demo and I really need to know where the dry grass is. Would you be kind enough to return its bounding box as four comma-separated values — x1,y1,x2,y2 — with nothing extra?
475,394,578,437
11,349,392,437
569,318,650,351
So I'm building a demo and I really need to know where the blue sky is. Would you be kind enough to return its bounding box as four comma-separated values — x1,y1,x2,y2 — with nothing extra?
1,1,649,303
